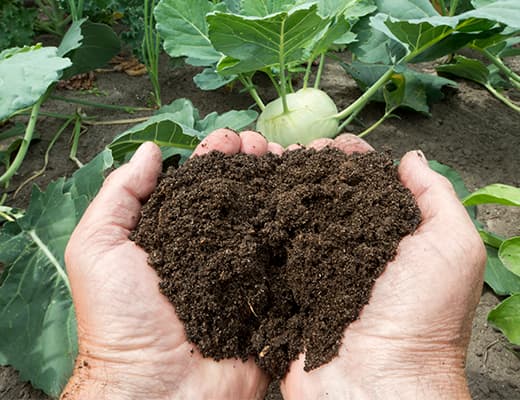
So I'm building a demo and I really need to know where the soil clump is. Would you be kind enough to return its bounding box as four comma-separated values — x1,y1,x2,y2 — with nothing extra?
132,147,421,378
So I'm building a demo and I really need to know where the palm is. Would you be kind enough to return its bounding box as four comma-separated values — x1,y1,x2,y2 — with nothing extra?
70,239,266,399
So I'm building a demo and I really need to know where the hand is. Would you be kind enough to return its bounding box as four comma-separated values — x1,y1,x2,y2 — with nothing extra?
281,136,486,400
61,130,280,400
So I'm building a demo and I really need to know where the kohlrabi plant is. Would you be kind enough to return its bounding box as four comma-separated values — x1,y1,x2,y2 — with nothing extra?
155,0,520,147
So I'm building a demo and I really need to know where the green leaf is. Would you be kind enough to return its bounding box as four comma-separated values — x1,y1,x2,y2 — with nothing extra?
195,109,258,137
155,0,223,67
500,36,520,57
0,46,71,120
210,4,331,75
57,18,87,57
224,0,242,13
240,0,295,16
484,244,520,296
479,229,504,248
488,294,520,345
465,0,520,29
350,0,437,63
372,0,438,17
109,113,201,163
110,99,258,163
297,0,377,18
500,237,520,277
370,1,520,62
0,150,112,396
463,183,520,206
343,61,457,114
436,55,490,85
193,67,237,90
311,16,352,58
155,98,200,128
62,21,121,79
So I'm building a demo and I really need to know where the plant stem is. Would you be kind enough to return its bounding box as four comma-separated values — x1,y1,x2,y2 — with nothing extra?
287,71,294,93
49,95,152,112
83,116,152,126
303,59,313,89
279,19,289,114
476,47,520,89
265,70,282,98
77,0,84,19
239,76,265,111
14,117,74,197
485,84,520,113
69,117,84,168
449,0,460,16
0,98,43,185
438,0,448,15
337,110,360,133
142,0,162,107
314,53,326,89
67,0,78,21
334,67,395,122
358,107,397,138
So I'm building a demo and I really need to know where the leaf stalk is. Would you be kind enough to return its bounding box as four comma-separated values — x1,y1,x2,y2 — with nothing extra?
485,84,520,113
0,98,44,185
334,67,395,123
279,20,289,114
314,53,326,90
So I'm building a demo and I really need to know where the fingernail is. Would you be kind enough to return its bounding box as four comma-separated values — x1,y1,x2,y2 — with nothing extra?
416,150,428,165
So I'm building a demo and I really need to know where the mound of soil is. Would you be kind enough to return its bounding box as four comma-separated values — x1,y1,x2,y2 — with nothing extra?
132,147,421,378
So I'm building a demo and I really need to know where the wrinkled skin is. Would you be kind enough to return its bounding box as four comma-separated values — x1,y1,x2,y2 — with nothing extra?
62,130,485,400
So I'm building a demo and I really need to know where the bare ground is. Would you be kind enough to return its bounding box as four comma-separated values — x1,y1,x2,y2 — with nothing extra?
1,55,519,399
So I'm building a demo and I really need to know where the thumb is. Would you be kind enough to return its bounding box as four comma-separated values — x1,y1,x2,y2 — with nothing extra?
398,150,466,224
68,142,162,254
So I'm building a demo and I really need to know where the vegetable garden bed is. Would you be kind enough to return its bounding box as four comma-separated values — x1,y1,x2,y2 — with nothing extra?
1,1,520,399
1,56,519,400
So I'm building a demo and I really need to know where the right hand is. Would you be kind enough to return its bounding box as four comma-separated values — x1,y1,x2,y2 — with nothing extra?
282,135,486,400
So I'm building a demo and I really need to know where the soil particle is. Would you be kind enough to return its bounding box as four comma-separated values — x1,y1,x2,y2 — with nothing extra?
132,147,421,378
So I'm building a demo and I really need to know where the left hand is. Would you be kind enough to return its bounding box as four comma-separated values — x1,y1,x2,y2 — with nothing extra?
61,130,279,400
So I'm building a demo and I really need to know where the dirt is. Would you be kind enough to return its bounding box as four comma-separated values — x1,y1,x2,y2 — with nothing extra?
1,53,519,398
132,149,420,378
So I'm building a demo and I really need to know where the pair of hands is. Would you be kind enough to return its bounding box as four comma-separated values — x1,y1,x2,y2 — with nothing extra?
61,130,486,400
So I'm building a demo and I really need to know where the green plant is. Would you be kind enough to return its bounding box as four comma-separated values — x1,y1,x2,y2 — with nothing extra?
154,0,520,147
142,0,162,107
463,184,520,345
34,0,71,36
0,1,37,51
0,149,113,396
0,18,122,191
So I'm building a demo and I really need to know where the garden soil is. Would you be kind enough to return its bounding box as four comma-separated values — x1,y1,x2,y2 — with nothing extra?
1,55,519,399
132,149,420,378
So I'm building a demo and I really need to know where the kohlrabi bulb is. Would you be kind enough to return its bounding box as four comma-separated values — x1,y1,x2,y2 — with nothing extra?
256,88,339,148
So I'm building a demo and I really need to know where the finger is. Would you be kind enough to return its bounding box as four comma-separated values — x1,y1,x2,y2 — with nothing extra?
191,129,241,157
286,144,303,151
70,142,162,248
398,150,486,289
398,151,484,264
398,150,466,223
239,131,268,155
332,134,374,154
267,142,284,156
308,138,334,150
